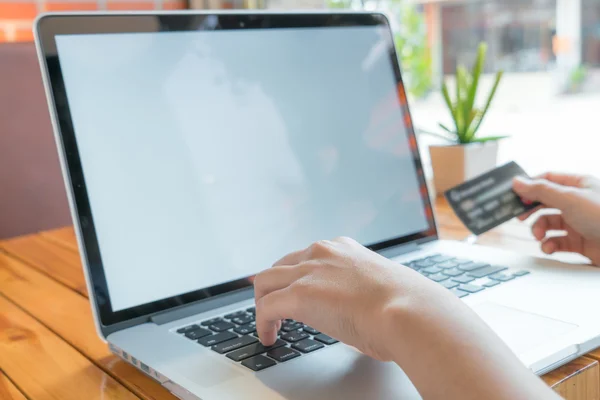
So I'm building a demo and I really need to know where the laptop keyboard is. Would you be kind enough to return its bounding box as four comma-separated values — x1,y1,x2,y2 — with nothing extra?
175,307,338,371
174,253,530,372
405,253,530,298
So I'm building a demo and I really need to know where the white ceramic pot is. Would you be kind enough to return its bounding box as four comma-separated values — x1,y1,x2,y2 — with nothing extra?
429,141,499,196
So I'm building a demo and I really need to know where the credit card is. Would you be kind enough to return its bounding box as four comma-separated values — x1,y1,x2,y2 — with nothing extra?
444,161,540,235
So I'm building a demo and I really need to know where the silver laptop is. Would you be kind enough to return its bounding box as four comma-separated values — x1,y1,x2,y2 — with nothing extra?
35,11,600,399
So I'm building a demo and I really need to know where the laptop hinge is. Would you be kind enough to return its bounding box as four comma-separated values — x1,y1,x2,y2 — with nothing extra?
150,288,254,326
377,242,421,259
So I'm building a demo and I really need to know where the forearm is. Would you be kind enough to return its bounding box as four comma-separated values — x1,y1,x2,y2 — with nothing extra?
384,288,561,400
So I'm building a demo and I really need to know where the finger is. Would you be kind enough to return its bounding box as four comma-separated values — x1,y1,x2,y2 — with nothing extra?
274,240,338,269
541,236,573,255
273,239,328,267
254,264,308,301
256,287,298,346
272,247,310,267
540,172,589,189
531,214,565,240
331,236,356,244
513,176,573,210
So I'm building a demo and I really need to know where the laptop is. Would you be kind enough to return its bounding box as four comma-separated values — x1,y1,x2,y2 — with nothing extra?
35,11,600,400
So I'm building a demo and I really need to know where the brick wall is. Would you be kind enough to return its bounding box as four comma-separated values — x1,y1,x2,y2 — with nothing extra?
0,0,187,42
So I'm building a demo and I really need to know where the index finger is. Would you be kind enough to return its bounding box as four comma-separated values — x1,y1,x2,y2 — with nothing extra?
272,247,309,267
516,172,584,221
539,172,589,189
254,264,307,301
256,287,299,346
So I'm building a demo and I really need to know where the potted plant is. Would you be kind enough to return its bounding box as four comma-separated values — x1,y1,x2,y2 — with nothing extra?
429,42,505,194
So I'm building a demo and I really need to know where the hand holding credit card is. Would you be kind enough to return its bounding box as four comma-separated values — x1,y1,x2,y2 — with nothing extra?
445,162,540,235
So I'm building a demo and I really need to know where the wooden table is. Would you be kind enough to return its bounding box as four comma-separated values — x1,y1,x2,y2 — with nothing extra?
1,198,600,400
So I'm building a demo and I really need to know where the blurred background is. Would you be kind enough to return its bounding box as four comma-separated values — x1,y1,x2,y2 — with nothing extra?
1,0,598,239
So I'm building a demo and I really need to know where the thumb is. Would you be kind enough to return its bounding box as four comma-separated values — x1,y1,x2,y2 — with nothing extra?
513,176,573,210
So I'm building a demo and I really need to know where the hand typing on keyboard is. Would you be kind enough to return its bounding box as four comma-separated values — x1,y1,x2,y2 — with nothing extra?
253,237,560,400
255,236,440,362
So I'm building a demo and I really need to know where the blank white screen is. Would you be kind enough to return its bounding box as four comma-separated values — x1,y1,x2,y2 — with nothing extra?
56,26,429,312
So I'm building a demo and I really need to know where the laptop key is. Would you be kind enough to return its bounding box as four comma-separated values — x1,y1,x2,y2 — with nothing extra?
184,328,212,340
232,315,255,325
428,273,449,282
452,275,475,284
209,321,235,332
468,266,507,279
177,324,199,334
224,311,247,319
253,330,283,338
241,355,277,371
513,270,530,277
441,280,459,289
267,346,301,363
422,266,442,274
198,331,237,347
490,272,515,282
437,261,458,269
303,326,320,335
314,334,338,345
281,330,310,343
246,307,256,314
442,268,464,277
451,288,469,298
415,259,436,268
458,262,490,272
454,258,473,265
212,335,258,354
405,262,421,271
281,321,303,332
429,255,454,263
201,317,223,326
457,284,485,293
234,322,256,335
226,339,287,362
483,280,501,288
292,339,324,354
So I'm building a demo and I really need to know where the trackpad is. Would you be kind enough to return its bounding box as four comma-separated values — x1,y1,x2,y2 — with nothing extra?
473,302,578,354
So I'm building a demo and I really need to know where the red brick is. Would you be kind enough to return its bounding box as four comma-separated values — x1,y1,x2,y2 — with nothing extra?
15,27,34,42
44,2,99,11
0,2,38,20
106,1,156,10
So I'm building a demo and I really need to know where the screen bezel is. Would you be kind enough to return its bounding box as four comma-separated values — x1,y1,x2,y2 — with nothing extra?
36,11,438,329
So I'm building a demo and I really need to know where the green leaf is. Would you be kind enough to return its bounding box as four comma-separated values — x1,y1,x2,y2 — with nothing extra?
467,109,479,127
465,43,486,130
438,123,454,134
467,70,504,141
416,127,455,143
469,135,509,143
441,82,458,136
456,66,471,135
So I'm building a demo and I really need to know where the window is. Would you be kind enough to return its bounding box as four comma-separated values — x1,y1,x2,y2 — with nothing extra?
0,0,187,42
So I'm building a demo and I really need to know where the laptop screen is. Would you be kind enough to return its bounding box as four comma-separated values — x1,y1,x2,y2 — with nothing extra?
45,15,435,323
